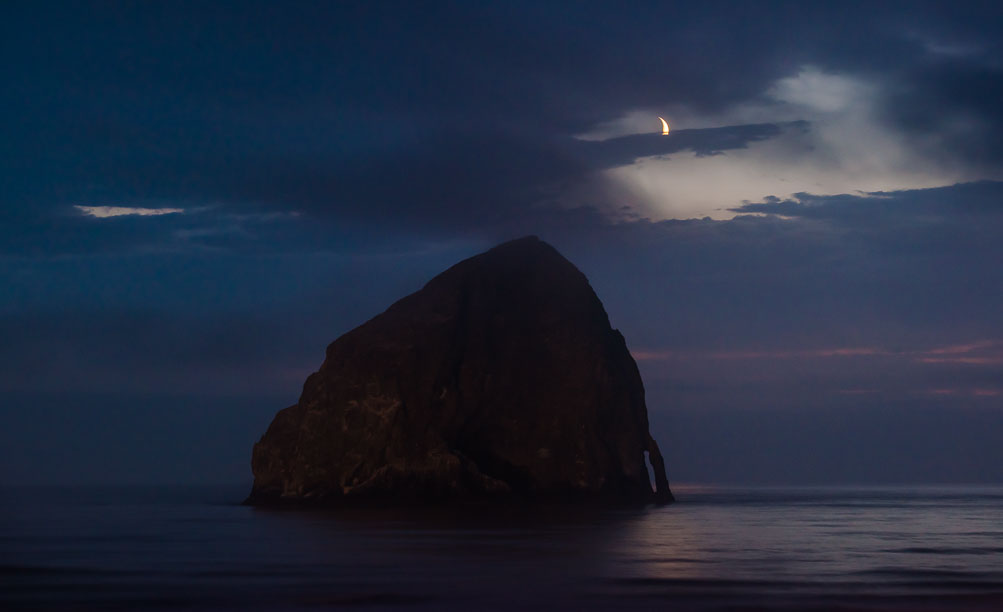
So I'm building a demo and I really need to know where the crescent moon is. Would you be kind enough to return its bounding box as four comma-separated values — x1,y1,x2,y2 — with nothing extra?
658,117,670,135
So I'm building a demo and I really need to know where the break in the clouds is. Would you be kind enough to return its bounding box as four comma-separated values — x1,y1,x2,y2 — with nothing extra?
601,67,1003,220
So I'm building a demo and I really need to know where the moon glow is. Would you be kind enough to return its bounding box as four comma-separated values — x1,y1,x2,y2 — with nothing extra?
659,117,670,135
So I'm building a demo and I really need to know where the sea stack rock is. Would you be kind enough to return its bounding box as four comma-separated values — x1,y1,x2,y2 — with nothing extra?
247,236,672,505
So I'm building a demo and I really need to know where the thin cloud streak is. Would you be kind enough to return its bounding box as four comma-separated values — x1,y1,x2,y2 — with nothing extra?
75,206,184,218
927,387,1002,397
632,339,1003,365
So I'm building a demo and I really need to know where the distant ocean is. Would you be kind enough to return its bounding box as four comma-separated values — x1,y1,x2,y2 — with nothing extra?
3,485,1002,611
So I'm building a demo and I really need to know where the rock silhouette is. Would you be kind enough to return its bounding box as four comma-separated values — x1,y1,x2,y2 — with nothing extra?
247,236,672,505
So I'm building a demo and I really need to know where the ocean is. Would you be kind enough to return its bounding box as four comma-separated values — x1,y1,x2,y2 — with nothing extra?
3,485,1002,611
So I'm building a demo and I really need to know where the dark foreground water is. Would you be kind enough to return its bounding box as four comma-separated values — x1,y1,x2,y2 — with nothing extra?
2,485,1002,611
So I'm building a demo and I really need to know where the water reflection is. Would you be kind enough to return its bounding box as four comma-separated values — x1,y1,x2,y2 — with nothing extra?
251,501,649,605
3,486,1003,611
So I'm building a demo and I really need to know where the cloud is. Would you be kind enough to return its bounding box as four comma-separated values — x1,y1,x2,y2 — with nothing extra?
545,181,1003,395
571,122,794,168
3,4,1001,248
601,67,1003,220
1,204,325,258
632,339,1003,367
730,180,1003,223
75,205,184,218
1,6,1001,385
0,119,789,259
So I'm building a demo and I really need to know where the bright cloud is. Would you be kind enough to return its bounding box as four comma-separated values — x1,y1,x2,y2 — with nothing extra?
599,67,1003,220
75,206,184,218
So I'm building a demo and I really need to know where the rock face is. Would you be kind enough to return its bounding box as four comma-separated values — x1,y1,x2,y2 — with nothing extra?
247,236,672,505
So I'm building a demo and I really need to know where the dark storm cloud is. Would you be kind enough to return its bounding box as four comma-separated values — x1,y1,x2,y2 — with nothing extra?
4,1,1001,250
0,121,789,257
6,1,788,195
219,123,791,230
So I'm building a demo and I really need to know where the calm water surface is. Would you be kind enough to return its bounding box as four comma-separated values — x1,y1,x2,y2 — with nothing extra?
3,485,1002,610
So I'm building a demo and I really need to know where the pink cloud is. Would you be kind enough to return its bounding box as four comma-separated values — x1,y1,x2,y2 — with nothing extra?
632,346,891,361
919,356,1003,365
925,387,1002,398
633,338,1003,365
924,340,996,355
927,388,958,396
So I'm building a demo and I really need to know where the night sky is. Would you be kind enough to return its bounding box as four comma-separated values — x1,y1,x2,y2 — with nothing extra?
2,1,1002,486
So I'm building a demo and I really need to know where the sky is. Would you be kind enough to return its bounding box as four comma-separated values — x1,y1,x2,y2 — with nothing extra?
2,1,1002,486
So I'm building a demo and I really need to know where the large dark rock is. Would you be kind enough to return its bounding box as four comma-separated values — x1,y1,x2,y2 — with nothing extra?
247,236,672,505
